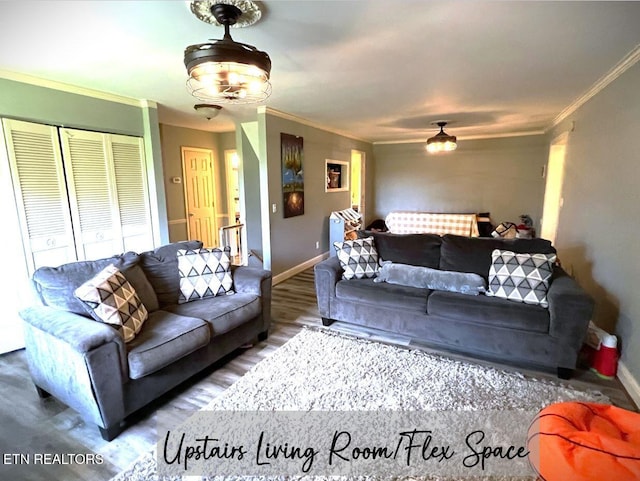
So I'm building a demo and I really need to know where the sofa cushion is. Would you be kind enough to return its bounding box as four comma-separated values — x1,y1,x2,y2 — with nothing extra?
427,290,550,333
375,261,486,295
333,236,379,280
487,250,557,308
164,293,261,337
371,232,442,268
126,310,210,380
177,247,234,303
139,241,203,307
439,234,556,279
32,251,139,316
336,278,429,313
122,264,159,312
74,264,148,343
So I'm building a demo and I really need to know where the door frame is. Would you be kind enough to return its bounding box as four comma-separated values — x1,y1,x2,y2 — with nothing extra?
181,146,218,246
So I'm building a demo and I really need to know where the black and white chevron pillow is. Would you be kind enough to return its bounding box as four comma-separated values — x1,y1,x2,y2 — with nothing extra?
487,249,556,307
74,264,148,343
333,236,379,280
177,247,234,303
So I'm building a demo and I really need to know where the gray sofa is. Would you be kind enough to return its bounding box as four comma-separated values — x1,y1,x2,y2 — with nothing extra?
20,241,272,441
315,233,593,378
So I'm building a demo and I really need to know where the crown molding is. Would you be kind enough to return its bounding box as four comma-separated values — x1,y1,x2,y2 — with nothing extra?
258,106,371,143
459,130,546,141
0,69,152,108
373,130,546,145
551,43,640,129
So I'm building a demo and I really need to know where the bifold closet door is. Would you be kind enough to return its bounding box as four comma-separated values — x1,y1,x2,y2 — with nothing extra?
60,128,121,260
109,134,153,253
2,119,77,273
59,128,154,260
4,118,155,274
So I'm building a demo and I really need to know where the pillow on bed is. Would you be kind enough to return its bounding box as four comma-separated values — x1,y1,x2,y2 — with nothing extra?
374,261,486,295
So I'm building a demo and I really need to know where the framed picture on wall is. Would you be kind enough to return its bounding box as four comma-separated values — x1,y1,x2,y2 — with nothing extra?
325,159,349,192
281,133,304,218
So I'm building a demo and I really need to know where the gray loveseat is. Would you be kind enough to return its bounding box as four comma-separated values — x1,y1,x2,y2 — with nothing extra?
20,241,271,440
314,233,593,378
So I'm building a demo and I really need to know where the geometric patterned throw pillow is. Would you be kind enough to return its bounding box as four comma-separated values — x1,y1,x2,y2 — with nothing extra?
177,247,234,304
333,236,379,280
487,249,557,308
74,264,148,343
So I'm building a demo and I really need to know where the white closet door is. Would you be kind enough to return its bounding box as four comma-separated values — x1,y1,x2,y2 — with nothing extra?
109,134,154,253
2,119,77,273
59,128,122,260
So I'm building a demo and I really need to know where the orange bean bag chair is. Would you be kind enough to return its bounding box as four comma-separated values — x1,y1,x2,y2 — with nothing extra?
527,402,640,481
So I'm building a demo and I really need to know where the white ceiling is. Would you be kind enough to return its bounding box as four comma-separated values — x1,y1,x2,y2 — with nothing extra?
1,1,639,142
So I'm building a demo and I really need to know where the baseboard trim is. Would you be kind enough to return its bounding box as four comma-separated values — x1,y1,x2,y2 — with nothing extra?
273,252,329,285
617,361,640,408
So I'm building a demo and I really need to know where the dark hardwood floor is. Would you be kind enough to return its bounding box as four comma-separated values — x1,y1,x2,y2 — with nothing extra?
0,268,635,480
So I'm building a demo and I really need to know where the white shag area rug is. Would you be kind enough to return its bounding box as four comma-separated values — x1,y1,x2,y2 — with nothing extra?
111,328,608,481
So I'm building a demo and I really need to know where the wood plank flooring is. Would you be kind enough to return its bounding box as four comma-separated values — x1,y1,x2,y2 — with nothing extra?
0,268,635,480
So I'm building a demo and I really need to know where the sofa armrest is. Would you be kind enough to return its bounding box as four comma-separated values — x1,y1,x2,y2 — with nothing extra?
231,266,272,297
313,256,343,317
547,268,594,366
231,266,272,333
20,306,127,429
21,306,123,353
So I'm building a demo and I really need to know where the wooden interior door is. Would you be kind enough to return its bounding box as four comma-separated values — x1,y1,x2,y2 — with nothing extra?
182,147,217,247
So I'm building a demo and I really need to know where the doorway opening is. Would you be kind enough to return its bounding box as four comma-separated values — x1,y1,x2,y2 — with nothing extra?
540,133,568,244
223,149,247,264
350,150,365,217
224,150,240,223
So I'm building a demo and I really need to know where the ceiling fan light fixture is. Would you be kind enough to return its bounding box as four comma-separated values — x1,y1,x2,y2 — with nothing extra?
426,121,457,153
184,1,271,104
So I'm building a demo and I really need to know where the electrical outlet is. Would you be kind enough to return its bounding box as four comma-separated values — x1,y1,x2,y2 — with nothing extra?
315,241,320,249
